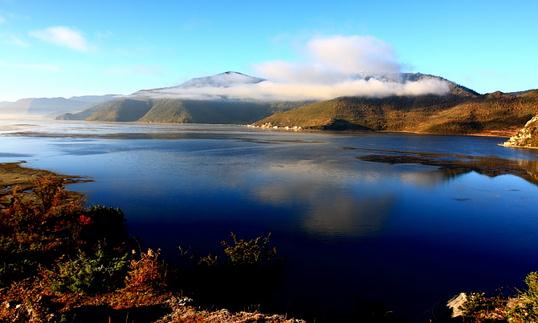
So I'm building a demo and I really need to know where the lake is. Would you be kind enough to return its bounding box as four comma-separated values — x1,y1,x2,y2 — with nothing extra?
1,120,538,321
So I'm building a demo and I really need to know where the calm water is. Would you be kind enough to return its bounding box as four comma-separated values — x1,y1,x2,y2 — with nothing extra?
2,120,538,321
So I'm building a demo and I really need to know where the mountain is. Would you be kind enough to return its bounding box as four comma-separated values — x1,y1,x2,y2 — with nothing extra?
0,95,120,118
134,71,265,98
503,114,538,149
59,72,303,123
255,77,538,135
56,72,538,136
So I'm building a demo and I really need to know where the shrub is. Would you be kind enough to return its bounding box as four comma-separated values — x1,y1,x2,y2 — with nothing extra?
198,254,218,267
221,232,277,266
461,292,505,320
125,248,167,291
33,175,66,213
507,272,538,322
48,244,129,294
1,186,39,230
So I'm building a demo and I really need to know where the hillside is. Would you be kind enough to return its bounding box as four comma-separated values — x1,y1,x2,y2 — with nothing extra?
255,90,538,135
85,98,153,122
60,97,302,124
58,72,302,124
139,99,289,124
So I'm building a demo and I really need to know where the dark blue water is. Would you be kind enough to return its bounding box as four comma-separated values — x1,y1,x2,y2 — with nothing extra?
1,121,538,321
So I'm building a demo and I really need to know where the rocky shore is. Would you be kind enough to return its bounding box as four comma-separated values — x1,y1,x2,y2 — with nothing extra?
503,115,538,149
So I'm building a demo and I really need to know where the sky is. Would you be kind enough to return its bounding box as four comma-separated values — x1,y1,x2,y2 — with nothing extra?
0,0,537,101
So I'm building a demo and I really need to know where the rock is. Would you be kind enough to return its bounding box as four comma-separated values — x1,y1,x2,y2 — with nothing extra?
503,115,538,149
447,292,467,318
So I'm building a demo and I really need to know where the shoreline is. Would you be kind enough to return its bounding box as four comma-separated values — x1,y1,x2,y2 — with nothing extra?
1,118,520,140
0,161,90,196
249,122,515,139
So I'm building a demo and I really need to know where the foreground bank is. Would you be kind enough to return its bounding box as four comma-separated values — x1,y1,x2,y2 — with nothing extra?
2,162,538,322
0,163,302,322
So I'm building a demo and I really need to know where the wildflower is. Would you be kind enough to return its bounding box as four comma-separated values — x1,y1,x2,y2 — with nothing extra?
78,214,92,225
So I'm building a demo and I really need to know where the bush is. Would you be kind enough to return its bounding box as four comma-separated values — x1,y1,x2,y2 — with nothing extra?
33,175,67,213
461,292,506,320
221,232,277,266
47,244,129,294
507,272,538,322
125,248,167,291
461,273,538,321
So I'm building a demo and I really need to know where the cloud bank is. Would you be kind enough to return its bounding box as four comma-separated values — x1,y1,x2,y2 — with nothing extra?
148,78,449,101
256,35,401,83
142,35,450,101
30,26,89,52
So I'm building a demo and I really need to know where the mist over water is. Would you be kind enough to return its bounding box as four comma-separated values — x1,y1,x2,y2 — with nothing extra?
1,120,538,320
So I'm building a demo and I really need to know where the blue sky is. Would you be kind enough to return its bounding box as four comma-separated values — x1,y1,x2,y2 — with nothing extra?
0,0,537,101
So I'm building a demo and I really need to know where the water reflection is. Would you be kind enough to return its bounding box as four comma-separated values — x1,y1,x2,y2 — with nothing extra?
398,169,462,187
302,195,393,237
250,160,394,236
359,149,538,185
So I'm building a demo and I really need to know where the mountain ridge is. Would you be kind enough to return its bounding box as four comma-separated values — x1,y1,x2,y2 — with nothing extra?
24,70,537,141
134,71,265,98
0,95,121,117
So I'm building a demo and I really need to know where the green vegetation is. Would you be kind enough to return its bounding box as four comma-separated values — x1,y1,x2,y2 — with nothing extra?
48,245,129,294
60,97,303,124
85,98,152,122
140,99,292,124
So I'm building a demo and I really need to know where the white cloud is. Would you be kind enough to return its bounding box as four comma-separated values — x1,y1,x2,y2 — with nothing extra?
255,60,344,84
30,26,89,52
145,78,449,101
308,35,400,76
255,35,401,82
0,15,5,24
143,35,450,101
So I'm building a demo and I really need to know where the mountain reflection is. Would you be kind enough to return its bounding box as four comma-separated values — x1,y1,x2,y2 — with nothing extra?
359,150,538,186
